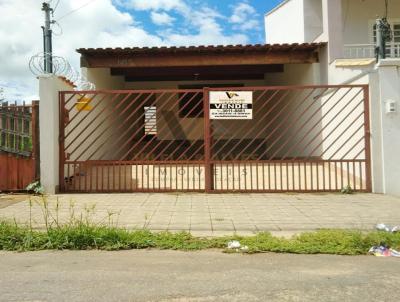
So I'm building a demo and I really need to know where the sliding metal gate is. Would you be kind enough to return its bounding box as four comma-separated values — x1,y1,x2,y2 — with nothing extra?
59,85,371,193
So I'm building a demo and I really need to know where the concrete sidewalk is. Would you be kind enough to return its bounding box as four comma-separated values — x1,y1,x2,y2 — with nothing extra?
0,193,399,236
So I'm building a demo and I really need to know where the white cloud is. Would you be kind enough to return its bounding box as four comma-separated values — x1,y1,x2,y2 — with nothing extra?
0,0,254,101
150,11,175,26
124,0,186,12
0,0,164,101
229,2,260,31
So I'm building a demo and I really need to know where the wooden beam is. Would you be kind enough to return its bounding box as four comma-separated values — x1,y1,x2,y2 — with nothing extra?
125,74,266,82
111,64,284,77
81,50,319,68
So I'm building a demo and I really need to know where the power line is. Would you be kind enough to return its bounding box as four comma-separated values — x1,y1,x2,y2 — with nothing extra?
53,0,61,13
56,0,98,21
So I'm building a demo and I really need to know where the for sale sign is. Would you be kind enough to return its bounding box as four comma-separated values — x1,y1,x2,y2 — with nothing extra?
209,91,253,120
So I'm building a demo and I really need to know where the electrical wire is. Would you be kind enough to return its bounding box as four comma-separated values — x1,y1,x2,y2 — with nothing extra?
52,20,63,36
56,0,99,21
53,0,61,13
384,0,388,18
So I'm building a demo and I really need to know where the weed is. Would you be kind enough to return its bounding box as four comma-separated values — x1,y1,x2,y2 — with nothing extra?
341,185,354,194
26,181,44,195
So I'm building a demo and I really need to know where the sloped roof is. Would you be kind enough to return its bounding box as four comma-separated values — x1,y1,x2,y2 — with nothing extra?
77,43,326,56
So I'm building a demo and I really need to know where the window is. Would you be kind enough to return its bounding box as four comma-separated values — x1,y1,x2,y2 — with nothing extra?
178,84,244,118
372,20,400,57
144,106,157,135
372,22,400,41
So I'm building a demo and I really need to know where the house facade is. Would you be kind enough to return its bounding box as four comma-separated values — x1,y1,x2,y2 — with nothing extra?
265,0,400,196
37,1,394,195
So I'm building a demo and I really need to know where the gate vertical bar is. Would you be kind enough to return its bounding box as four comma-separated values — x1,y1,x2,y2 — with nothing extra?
59,92,65,192
203,88,212,192
363,85,372,192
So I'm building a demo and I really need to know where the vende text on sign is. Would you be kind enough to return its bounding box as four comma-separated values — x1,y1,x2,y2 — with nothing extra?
209,91,253,120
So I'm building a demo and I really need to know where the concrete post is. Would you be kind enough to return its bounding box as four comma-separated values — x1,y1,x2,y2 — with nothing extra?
377,59,400,196
38,75,68,194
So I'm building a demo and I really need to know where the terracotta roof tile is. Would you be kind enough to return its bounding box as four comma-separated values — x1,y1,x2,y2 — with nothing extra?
77,43,326,56
58,76,76,88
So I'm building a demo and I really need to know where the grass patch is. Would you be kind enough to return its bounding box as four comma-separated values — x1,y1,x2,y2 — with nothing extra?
1,221,400,254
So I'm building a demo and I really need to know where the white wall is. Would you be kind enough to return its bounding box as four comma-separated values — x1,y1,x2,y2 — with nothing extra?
264,63,320,85
342,0,400,45
265,0,306,44
265,0,324,44
39,75,73,194
304,0,323,42
376,59,400,196
327,62,372,85
368,71,384,193
321,0,343,62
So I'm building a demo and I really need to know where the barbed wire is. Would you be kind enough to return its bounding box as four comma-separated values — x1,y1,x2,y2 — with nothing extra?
29,52,95,90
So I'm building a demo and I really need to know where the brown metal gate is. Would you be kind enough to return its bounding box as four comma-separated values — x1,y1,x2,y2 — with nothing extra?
59,85,371,193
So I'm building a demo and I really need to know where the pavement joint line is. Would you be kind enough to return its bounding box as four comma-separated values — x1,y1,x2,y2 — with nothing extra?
166,198,177,231
189,195,193,232
140,194,152,207
206,196,214,233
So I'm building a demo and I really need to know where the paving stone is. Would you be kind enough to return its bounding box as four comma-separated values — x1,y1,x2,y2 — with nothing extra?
1,193,400,235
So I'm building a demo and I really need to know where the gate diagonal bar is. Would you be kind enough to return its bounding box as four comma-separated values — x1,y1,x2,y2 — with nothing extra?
59,85,371,193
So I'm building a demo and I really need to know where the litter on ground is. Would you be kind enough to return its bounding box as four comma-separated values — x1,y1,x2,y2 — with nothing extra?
227,241,249,252
376,223,400,233
369,246,400,257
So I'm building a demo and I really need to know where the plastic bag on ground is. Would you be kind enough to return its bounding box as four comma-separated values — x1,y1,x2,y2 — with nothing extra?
375,223,400,233
227,241,241,249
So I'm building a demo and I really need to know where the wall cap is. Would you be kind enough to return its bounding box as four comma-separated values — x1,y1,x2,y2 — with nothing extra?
378,59,400,67
37,74,56,79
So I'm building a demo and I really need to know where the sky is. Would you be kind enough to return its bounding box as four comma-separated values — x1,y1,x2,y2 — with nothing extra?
0,0,283,102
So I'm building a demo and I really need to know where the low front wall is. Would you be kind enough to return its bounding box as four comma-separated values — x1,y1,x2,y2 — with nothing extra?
0,153,35,191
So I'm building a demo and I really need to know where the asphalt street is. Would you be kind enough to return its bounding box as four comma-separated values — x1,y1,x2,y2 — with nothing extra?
0,250,399,302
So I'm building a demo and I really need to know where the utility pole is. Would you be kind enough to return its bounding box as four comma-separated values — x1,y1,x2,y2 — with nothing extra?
42,2,54,73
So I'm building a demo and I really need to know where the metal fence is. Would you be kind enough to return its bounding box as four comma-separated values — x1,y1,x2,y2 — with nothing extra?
0,101,40,191
59,85,371,193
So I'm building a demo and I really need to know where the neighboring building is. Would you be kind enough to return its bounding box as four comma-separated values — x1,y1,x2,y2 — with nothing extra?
265,0,400,195
265,0,400,82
